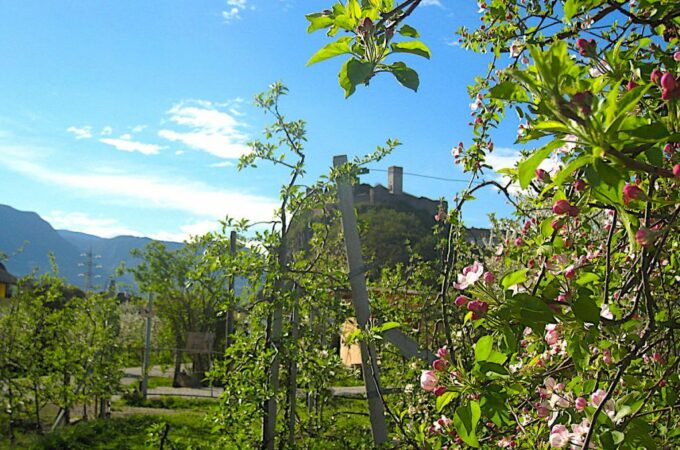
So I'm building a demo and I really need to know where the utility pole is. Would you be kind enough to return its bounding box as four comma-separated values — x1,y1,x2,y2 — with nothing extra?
141,292,153,400
78,247,102,291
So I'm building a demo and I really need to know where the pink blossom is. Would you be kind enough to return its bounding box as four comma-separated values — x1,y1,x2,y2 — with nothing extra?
600,304,613,320
603,348,612,365
674,51,680,62
436,346,449,359
549,424,570,448
590,388,607,406
536,168,550,182
514,237,524,247
564,265,576,280
434,385,447,396
575,397,587,411
454,261,484,290
574,179,586,191
420,370,438,392
545,324,560,346
651,68,662,84
674,164,680,179
497,436,514,448
536,401,550,418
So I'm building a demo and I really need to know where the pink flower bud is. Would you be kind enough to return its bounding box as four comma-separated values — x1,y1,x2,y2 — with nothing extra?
627,80,637,91
575,397,587,411
483,271,495,284
455,295,469,308
552,199,572,215
514,237,524,246
420,370,438,392
467,300,489,319
674,51,680,62
591,388,607,406
535,168,550,182
434,385,447,396
636,227,659,247
437,346,449,359
664,143,674,154
674,164,680,179
651,68,662,84
576,38,596,56
573,179,586,191
661,73,678,91
603,348,612,365
564,265,576,279
433,359,449,372
623,183,644,205
568,206,580,217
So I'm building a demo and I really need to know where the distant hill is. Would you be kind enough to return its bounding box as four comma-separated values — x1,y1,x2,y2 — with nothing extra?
0,204,182,291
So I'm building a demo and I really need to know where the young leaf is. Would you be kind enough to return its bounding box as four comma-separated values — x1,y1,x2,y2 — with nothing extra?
387,61,419,92
339,58,373,97
307,37,353,66
390,41,431,59
454,401,481,448
305,13,334,33
518,139,563,189
475,335,493,362
398,25,419,38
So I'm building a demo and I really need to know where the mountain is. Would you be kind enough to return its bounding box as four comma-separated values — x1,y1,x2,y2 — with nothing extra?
0,204,182,290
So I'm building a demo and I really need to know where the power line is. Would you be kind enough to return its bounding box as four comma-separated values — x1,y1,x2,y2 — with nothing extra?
365,167,488,185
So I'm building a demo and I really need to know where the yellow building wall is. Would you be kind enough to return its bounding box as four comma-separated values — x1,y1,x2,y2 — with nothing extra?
0,283,6,299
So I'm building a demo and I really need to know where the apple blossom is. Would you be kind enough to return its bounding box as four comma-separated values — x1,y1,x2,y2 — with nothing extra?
420,370,438,392
454,261,484,289
549,424,569,448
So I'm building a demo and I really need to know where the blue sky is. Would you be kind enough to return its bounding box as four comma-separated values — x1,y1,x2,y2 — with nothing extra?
0,0,521,241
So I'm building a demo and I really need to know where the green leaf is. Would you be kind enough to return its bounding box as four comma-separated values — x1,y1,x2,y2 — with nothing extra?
307,37,353,66
576,272,600,286
376,321,400,332
563,0,578,21
338,58,373,97
398,25,419,38
436,391,457,412
305,13,334,33
454,401,481,448
488,81,529,102
390,40,431,59
572,288,600,324
518,140,563,189
502,269,529,290
475,335,493,362
553,155,591,186
387,62,419,91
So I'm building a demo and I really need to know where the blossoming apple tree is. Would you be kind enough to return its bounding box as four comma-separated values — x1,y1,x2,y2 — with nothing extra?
306,0,680,448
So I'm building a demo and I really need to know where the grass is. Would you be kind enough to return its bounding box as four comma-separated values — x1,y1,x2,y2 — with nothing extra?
113,395,218,411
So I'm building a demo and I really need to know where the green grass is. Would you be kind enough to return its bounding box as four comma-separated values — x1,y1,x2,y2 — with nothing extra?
25,414,212,450
113,395,218,411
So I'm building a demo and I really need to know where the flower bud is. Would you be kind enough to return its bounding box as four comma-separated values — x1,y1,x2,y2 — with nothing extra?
434,385,447,397
552,199,572,215
433,359,449,372
575,397,587,411
627,80,637,91
650,68,662,84
420,370,438,392
573,179,586,192
535,168,550,182
454,295,469,308
623,183,644,205
483,271,495,284
673,164,680,179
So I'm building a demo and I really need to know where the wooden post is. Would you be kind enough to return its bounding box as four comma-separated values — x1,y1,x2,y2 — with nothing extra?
226,230,236,349
333,155,389,446
141,292,153,400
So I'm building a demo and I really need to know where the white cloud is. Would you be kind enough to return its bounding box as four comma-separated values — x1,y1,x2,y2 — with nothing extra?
101,126,113,136
67,126,93,140
422,0,443,6
2,145,278,223
158,100,250,159
131,125,147,133
223,0,250,22
46,210,143,238
150,220,221,242
486,147,561,194
210,161,235,168
99,137,163,155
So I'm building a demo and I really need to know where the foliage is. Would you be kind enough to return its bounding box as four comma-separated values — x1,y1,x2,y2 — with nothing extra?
308,0,680,448
0,274,122,440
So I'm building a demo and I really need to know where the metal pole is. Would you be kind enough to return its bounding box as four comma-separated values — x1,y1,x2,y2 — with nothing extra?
333,155,388,446
141,292,153,400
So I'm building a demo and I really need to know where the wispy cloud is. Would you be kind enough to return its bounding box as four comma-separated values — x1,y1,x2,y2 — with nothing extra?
421,0,443,6
223,0,250,22
210,161,235,168
486,147,561,194
2,145,278,223
158,100,250,160
99,136,163,155
101,126,113,136
150,220,222,242
46,210,142,238
67,126,93,140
